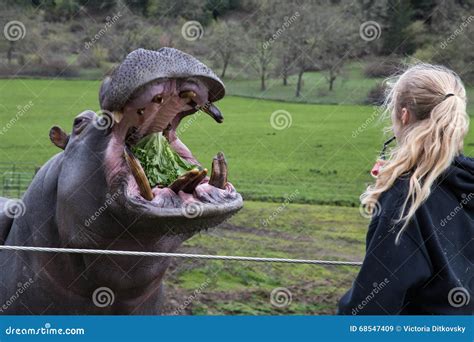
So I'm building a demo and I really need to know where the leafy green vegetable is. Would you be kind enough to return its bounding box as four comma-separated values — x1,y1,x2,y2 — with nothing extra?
131,132,199,187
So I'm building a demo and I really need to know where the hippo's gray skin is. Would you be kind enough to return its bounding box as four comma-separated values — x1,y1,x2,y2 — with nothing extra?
0,48,242,314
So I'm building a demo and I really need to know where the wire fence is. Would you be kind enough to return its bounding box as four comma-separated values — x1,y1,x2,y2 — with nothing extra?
0,163,364,266
0,162,38,198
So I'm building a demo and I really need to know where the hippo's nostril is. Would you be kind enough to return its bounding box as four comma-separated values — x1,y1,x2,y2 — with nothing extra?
73,117,84,126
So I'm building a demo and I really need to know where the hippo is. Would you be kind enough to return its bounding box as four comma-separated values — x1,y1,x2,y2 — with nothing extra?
0,48,242,314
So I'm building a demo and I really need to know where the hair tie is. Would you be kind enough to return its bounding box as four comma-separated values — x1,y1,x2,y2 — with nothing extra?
444,93,455,99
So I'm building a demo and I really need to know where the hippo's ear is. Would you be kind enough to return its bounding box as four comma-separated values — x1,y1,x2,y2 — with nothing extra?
49,126,70,150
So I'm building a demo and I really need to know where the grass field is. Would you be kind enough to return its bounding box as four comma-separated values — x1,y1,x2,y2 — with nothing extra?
164,201,367,315
0,79,473,314
1,79,473,205
226,62,383,106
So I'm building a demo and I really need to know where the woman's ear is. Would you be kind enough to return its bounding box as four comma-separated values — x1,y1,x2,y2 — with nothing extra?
400,108,411,126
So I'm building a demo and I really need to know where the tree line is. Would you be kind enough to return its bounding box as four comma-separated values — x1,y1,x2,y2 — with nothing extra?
1,0,473,94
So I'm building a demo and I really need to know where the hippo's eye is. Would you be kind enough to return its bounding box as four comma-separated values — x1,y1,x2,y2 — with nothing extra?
137,108,145,116
152,95,163,104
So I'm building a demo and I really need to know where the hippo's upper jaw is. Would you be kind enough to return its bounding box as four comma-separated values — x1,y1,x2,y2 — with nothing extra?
99,48,242,234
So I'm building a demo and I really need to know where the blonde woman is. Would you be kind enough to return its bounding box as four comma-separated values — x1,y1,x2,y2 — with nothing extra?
338,64,474,315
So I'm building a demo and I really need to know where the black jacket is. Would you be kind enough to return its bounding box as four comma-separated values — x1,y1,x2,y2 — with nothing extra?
338,155,474,315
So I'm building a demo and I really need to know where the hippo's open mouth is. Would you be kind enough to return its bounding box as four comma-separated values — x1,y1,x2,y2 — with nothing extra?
99,48,242,222
104,87,242,220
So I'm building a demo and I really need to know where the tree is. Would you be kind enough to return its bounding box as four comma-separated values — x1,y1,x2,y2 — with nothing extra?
415,1,474,85
248,0,277,91
281,1,362,95
318,4,361,91
282,1,321,97
272,1,300,86
381,0,416,55
207,20,245,78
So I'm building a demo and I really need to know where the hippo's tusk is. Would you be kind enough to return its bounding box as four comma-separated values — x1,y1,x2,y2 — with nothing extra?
114,111,124,124
209,152,228,189
200,102,224,123
124,146,154,201
169,168,208,194
179,90,197,99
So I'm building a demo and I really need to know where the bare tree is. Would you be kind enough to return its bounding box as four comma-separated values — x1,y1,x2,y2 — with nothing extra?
280,1,361,96
207,20,245,78
273,2,301,86
248,0,277,91
318,5,360,91
290,2,321,97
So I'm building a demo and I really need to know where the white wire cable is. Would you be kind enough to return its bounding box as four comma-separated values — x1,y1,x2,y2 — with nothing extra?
0,245,362,266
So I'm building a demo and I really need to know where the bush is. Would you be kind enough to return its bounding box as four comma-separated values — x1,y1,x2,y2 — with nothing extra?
364,59,402,78
78,45,108,68
365,83,387,106
19,59,79,78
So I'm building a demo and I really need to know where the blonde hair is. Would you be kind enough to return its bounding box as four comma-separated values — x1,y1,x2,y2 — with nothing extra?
362,63,469,244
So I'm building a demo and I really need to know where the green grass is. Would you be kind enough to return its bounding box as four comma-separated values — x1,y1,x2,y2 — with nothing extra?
226,62,383,105
1,79,474,205
164,200,367,315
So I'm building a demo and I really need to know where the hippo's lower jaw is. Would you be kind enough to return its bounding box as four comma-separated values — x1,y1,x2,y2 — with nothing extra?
104,108,243,234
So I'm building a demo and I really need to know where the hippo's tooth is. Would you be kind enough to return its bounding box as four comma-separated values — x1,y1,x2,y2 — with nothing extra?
114,111,124,124
124,147,154,201
169,168,207,194
179,90,197,99
200,102,223,123
209,152,227,189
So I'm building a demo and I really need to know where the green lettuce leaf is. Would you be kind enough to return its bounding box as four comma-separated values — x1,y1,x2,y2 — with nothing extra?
131,132,199,187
